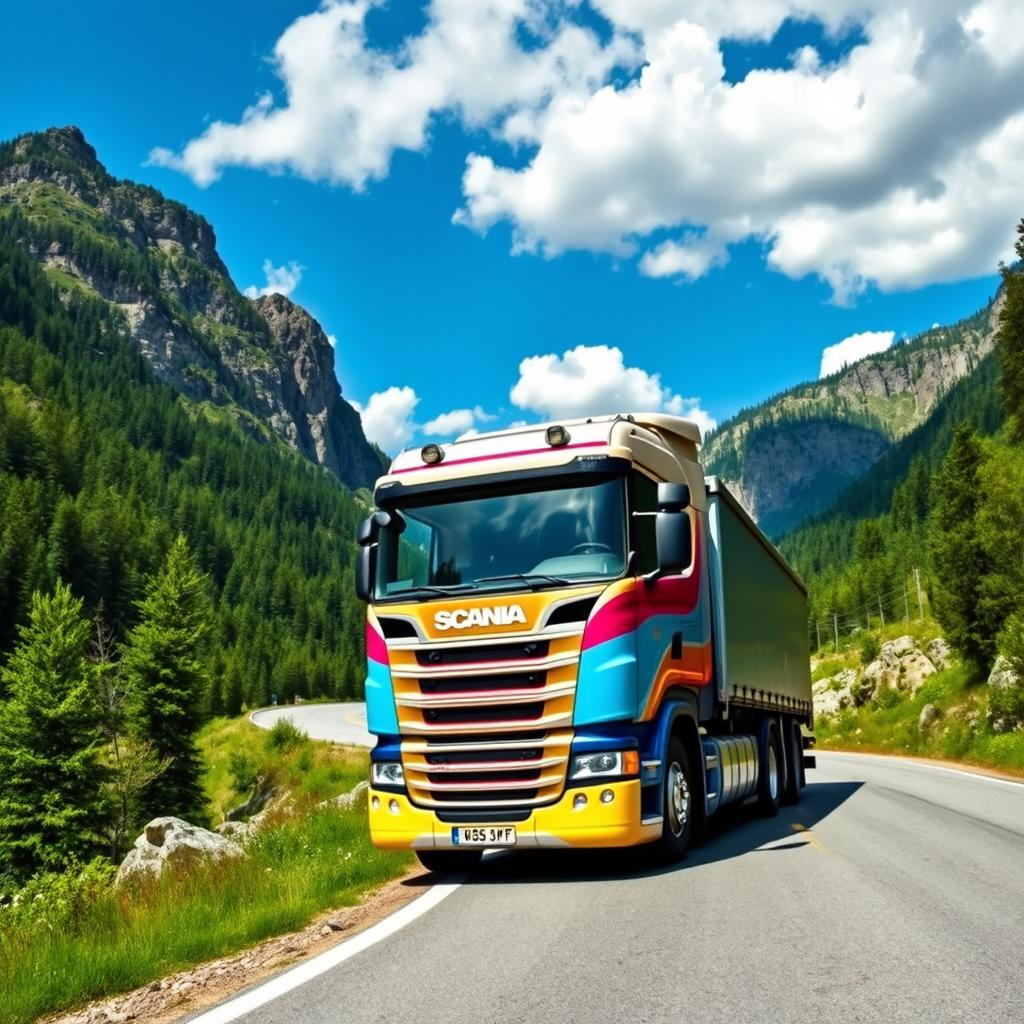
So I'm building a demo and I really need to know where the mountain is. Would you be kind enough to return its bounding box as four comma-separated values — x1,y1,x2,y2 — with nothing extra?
702,298,1000,537
0,126,383,490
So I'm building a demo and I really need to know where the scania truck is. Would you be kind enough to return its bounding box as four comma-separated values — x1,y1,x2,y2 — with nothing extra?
355,413,814,871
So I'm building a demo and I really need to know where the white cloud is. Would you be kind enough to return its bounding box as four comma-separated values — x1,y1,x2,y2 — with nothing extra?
156,1,1024,299
509,344,716,434
819,329,895,378
326,333,338,348
423,405,495,437
350,385,420,452
243,259,304,299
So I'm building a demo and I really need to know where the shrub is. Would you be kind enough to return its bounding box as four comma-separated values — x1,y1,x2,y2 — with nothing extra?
998,611,1024,679
264,718,308,754
873,687,902,710
0,859,115,935
859,632,880,666
227,752,260,797
988,684,1024,731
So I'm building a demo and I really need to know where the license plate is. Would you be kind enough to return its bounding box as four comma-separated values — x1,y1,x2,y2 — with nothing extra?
451,825,517,846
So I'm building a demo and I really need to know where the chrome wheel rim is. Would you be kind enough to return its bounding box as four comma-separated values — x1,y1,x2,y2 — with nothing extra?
667,761,690,838
768,744,779,801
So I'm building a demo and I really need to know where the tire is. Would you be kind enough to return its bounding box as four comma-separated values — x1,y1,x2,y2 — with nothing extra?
757,720,782,817
658,737,694,861
781,718,802,806
415,849,483,875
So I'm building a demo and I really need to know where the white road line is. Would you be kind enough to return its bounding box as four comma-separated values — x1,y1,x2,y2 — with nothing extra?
186,880,462,1024
818,750,1024,789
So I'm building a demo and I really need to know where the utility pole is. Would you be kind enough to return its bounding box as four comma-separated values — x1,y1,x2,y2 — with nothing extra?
815,619,821,651
878,595,885,627
913,566,925,619
904,583,910,622
834,612,839,653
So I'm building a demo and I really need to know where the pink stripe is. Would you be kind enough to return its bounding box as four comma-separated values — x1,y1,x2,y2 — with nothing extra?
393,440,607,473
366,619,389,665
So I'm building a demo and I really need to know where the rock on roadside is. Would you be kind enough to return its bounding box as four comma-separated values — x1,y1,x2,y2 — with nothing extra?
117,817,242,885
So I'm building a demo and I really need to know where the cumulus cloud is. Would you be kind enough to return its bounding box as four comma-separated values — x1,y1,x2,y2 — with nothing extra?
350,385,420,452
423,405,495,437
510,344,716,434
819,329,895,378
156,1,1024,299
243,259,304,299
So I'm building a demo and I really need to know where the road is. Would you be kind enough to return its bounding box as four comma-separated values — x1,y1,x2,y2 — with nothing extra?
191,751,1024,1024
250,702,373,747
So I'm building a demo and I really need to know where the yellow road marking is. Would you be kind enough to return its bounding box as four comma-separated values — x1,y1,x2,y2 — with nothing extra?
791,822,828,853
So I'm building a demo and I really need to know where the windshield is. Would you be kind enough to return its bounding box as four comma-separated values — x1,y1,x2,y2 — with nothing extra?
374,476,626,600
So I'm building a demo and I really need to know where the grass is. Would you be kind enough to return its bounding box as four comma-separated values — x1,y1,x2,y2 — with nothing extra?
0,718,411,1024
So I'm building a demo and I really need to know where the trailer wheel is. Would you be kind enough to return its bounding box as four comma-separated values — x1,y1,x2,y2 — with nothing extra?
415,849,483,875
658,737,693,861
781,718,802,806
757,721,782,817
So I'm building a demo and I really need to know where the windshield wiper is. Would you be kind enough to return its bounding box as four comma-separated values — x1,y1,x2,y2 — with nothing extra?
474,573,570,588
384,584,476,600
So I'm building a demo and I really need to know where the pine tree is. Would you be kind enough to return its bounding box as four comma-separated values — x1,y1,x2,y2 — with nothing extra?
927,425,998,673
123,535,212,824
997,223,1024,442
0,584,107,884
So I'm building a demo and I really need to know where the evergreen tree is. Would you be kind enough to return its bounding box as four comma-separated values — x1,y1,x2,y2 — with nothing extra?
997,224,1024,442
123,535,212,823
927,425,998,673
0,584,107,885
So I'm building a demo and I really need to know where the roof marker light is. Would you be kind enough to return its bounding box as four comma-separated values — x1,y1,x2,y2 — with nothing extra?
421,444,444,465
545,425,570,447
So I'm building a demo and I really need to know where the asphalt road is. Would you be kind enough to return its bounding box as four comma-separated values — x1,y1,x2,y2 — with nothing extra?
250,703,373,747
197,751,1024,1024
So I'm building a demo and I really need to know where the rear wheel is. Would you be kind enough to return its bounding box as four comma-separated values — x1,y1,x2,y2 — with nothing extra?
415,849,483,875
658,737,693,861
781,718,803,805
757,721,782,817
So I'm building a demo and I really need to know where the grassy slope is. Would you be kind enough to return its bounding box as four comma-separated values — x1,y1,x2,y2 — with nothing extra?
813,620,1024,777
0,720,411,1024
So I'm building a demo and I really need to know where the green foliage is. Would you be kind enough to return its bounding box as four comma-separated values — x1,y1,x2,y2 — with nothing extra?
227,752,260,797
999,612,1024,679
0,859,115,931
0,586,108,885
927,425,1002,673
264,717,310,754
122,537,212,823
859,632,880,666
998,223,1024,442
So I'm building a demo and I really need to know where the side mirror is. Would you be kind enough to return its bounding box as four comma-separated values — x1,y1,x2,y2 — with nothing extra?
355,511,391,602
654,484,692,574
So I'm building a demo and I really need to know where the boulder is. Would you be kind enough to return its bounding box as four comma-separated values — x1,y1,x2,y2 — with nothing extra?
926,637,953,671
918,703,941,732
987,655,1020,690
227,775,277,821
319,780,369,811
861,638,936,699
900,650,937,694
117,817,242,885
216,820,256,843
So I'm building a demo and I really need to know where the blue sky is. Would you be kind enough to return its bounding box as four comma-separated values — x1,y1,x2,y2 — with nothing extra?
1,1,1013,451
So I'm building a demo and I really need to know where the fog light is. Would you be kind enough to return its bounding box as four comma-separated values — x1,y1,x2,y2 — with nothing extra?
389,799,400,815
573,793,587,809
421,443,444,464
600,789,614,804
371,796,380,810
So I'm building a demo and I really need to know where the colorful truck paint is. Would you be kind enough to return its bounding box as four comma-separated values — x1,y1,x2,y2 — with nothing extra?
355,414,814,869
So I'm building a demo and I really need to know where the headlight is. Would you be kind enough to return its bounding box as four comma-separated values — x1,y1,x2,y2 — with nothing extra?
570,751,623,779
371,761,405,786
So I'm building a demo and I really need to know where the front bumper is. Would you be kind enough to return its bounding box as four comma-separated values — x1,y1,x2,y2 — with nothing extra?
368,778,660,850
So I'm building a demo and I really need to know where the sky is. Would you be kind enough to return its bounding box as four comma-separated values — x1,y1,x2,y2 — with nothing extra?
2,0,1018,452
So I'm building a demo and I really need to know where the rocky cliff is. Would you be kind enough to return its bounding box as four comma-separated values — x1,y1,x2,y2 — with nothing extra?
0,126,383,490
703,299,1000,536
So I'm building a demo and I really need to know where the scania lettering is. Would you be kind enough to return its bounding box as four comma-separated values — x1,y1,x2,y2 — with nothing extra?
355,413,815,872
434,606,527,631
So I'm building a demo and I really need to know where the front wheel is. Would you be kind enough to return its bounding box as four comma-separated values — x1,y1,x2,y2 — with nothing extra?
415,849,483,875
658,737,693,861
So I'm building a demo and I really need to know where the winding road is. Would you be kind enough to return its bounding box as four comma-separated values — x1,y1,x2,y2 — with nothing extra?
230,717,1023,1024
250,702,373,748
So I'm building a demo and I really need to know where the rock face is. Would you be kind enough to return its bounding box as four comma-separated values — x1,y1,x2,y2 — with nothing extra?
703,300,1000,537
987,655,1020,691
813,637,941,719
117,817,242,884
927,638,953,671
0,126,384,491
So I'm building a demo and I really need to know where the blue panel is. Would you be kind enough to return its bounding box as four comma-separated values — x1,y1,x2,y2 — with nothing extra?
365,663,399,734
573,633,637,725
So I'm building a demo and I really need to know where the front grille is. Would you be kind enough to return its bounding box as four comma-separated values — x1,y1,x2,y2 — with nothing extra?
385,604,595,810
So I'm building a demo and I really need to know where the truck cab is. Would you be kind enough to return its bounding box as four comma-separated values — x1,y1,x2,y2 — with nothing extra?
355,413,813,872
